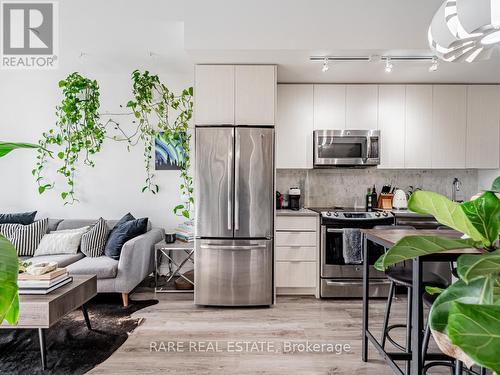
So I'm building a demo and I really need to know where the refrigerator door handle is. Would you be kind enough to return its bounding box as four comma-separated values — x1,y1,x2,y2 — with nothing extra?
234,131,240,231
227,133,233,231
200,244,266,250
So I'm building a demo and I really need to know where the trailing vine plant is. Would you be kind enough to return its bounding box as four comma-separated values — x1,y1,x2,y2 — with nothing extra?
119,70,194,219
34,72,104,204
34,70,194,219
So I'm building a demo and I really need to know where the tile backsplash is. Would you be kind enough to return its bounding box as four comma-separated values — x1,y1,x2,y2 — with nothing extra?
276,169,479,209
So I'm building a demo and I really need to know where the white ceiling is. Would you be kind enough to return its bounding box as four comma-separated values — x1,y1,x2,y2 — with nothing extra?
31,0,500,83
184,0,500,83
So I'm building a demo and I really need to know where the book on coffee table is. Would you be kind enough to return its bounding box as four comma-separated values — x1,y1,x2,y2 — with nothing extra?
18,273,70,289
18,268,67,281
18,276,73,295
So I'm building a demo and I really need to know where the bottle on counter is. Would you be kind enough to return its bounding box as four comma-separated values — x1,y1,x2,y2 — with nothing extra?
371,185,378,209
366,187,373,212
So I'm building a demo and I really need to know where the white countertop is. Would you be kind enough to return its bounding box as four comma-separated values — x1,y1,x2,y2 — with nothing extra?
276,208,318,217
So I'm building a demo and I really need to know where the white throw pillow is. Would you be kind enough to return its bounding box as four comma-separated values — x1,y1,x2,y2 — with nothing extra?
34,226,89,256
51,226,90,234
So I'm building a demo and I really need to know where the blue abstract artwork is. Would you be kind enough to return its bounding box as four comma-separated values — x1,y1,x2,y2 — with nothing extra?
155,132,186,170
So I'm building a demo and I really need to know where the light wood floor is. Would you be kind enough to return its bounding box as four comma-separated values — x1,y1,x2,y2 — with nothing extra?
89,292,450,375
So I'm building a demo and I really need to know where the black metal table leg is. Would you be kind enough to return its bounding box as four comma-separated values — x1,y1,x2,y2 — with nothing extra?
362,233,369,362
82,304,92,330
38,328,46,370
454,360,463,375
411,256,424,375
406,286,413,375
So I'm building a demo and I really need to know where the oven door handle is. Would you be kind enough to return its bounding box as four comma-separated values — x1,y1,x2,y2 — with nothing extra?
325,279,390,286
326,228,344,233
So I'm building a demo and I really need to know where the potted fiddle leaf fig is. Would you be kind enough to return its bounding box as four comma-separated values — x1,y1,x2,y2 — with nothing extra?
0,142,48,325
375,177,500,374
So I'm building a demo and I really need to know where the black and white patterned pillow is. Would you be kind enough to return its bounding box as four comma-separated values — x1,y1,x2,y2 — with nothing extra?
0,223,19,238
81,218,109,257
0,218,49,257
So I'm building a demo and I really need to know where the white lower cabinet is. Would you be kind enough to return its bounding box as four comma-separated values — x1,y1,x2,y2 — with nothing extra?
276,262,317,288
275,214,319,297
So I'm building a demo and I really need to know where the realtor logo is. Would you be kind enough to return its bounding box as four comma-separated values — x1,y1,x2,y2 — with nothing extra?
1,1,58,69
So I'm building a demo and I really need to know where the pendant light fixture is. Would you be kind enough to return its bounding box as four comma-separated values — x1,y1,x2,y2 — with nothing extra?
428,0,500,62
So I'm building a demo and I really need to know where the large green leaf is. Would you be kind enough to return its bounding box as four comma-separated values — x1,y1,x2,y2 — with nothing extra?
0,142,39,158
448,302,500,374
457,250,500,284
492,176,500,193
374,236,477,271
408,191,485,243
0,234,19,324
430,278,493,333
460,191,500,248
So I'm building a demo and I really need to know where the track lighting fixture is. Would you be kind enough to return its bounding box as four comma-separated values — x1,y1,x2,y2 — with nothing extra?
310,55,439,73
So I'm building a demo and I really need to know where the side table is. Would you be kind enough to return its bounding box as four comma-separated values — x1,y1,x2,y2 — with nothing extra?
154,240,195,293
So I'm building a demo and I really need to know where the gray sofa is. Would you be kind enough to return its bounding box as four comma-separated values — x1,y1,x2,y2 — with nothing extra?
24,218,165,306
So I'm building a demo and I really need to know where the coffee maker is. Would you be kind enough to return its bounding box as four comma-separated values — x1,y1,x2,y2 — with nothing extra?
288,187,301,211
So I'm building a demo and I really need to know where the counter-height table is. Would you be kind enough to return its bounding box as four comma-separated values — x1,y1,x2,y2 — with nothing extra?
360,229,481,375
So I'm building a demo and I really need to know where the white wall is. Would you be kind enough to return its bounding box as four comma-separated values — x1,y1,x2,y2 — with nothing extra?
0,0,193,230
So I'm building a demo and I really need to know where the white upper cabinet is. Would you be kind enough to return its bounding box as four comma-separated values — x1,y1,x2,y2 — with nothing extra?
195,65,235,125
378,85,405,169
432,85,467,169
235,65,276,125
346,85,378,130
405,85,433,169
313,85,346,130
275,83,500,170
466,85,500,169
276,85,314,169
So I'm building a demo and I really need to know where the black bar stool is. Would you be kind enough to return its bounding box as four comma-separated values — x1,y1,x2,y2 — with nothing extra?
374,225,450,375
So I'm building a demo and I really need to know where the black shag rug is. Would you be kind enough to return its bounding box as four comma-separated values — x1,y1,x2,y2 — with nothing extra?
0,294,158,375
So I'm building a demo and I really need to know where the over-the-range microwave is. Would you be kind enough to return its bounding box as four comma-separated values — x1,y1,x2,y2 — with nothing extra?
313,129,380,167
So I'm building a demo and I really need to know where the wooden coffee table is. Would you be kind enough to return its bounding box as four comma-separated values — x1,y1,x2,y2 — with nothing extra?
0,275,97,370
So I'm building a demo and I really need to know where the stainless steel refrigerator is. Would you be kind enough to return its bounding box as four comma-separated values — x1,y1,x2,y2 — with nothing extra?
194,126,274,306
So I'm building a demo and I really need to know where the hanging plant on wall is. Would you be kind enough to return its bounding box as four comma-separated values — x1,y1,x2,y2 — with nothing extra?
113,70,194,219
34,72,104,204
34,70,194,218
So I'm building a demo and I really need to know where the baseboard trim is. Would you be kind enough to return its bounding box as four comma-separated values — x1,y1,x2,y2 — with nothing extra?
276,287,316,296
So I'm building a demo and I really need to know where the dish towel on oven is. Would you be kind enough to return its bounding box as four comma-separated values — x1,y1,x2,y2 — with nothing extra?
342,228,363,264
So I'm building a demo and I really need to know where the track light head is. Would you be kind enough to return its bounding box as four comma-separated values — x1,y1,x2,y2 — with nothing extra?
384,59,393,73
429,57,439,72
322,58,329,72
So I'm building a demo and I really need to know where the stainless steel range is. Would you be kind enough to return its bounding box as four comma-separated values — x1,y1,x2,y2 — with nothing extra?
314,208,394,298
